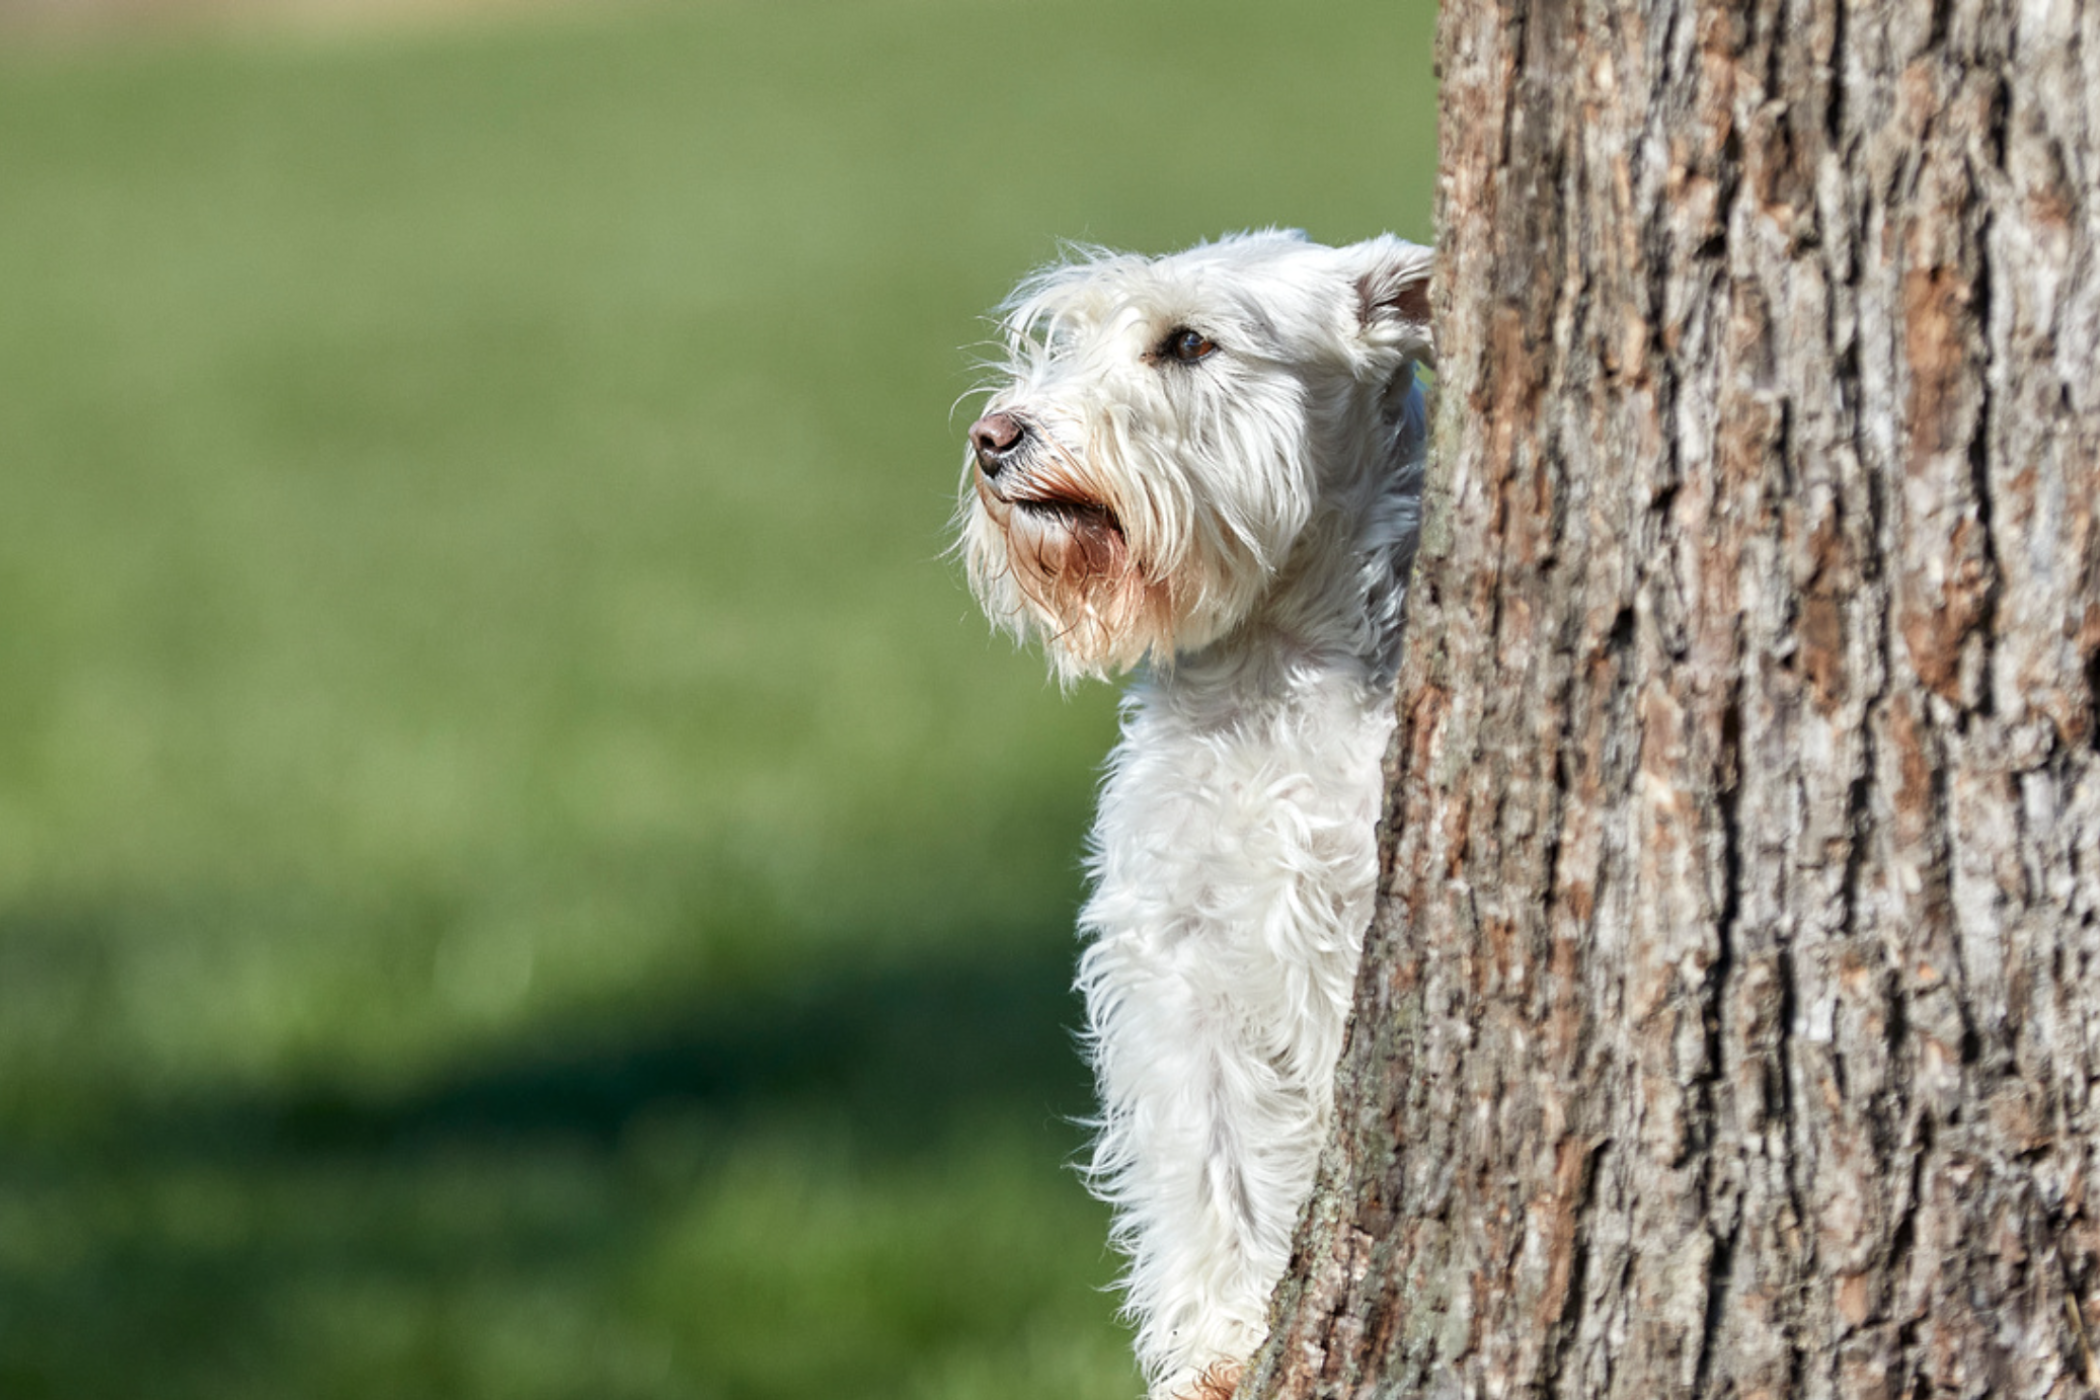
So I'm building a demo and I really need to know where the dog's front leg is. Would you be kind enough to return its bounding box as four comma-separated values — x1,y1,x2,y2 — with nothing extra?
1078,931,1319,1400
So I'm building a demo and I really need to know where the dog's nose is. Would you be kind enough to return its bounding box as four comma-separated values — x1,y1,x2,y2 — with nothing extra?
970,412,1027,477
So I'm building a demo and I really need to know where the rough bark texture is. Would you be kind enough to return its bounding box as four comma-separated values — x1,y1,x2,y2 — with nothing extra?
1248,0,2100,1396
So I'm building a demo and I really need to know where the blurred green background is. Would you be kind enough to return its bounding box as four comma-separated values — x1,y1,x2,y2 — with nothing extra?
0,2,1436,1396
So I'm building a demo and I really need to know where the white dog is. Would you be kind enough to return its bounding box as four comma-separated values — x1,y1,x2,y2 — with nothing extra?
957,230,1434,1399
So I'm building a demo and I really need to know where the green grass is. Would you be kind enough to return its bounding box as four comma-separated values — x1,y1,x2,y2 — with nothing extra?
0,2,1439,1395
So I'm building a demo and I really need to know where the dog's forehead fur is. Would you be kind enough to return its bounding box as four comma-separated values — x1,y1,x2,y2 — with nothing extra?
1001,230,1362,362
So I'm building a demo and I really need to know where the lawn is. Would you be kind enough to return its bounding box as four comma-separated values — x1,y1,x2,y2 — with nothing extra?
0,2,1438,1395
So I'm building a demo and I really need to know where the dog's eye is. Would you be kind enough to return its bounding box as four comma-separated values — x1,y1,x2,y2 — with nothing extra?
1161,327,1217,364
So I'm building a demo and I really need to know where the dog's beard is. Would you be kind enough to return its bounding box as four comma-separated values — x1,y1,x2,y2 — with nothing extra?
967,474,1176,676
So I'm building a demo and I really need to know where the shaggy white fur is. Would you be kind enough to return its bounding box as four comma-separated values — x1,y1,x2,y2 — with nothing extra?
957,230,1433,1399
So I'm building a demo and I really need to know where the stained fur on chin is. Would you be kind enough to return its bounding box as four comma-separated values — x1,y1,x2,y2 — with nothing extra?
955,229,1434,1395
969,469,1175,673
1180,1360,1245,1400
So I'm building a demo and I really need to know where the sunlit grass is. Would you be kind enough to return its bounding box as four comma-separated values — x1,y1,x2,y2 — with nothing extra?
0,0,1437,1394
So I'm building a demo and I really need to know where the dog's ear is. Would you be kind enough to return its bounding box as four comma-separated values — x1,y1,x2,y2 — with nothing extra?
1347,236,1435,365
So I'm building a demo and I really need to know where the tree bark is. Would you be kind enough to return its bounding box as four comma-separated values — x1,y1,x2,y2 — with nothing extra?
1248,0,2100,1395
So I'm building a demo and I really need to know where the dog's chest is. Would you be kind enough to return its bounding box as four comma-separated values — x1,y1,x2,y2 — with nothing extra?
1085,673,1394,973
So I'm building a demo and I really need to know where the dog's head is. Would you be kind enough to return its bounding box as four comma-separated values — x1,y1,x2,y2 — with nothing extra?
957,230,1433,679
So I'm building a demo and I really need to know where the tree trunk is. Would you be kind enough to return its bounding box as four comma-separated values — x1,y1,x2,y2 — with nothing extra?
1248,0,2100,1396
